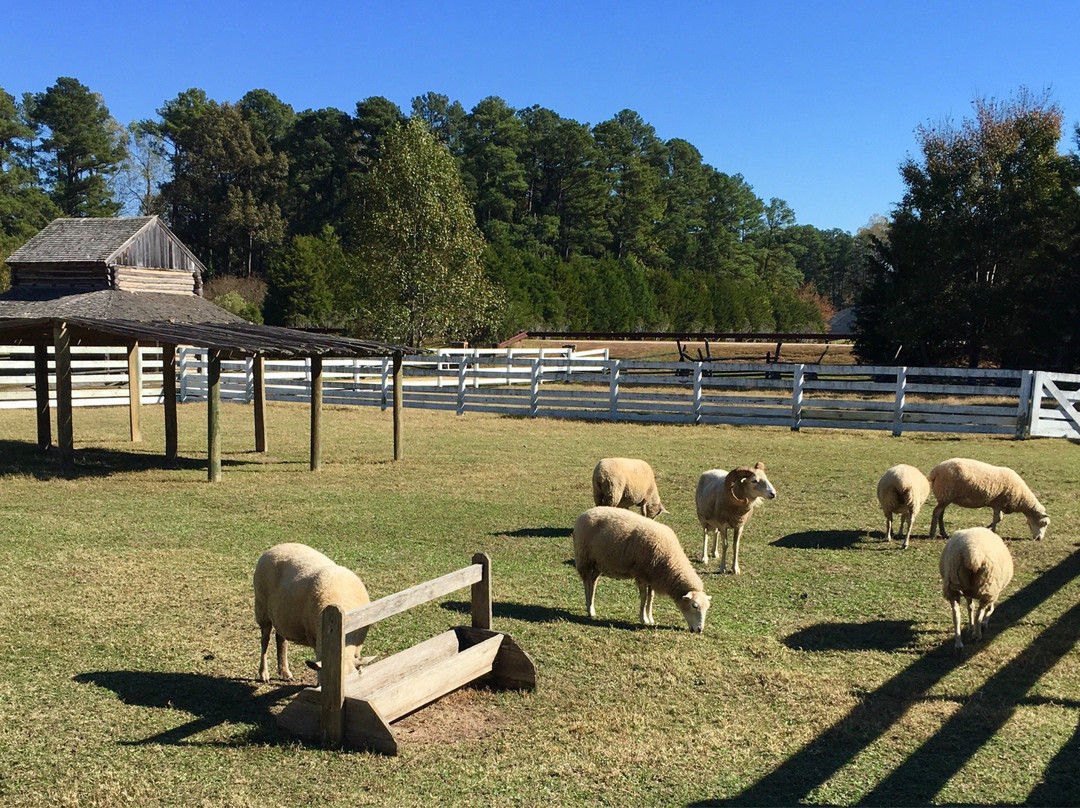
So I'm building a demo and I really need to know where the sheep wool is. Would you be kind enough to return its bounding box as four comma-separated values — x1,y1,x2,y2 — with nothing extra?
254,542,371,683
695,462,776,573
592,457,669,518
876,464,931,549
928,457,1049,541
939,527,1014,651
573,506,710,632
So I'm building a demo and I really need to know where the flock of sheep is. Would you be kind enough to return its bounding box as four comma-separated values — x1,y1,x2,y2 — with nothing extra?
574,455,1048,652
252,455,1050,685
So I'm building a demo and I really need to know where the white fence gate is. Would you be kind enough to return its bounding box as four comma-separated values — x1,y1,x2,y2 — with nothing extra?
1028,371,1080,438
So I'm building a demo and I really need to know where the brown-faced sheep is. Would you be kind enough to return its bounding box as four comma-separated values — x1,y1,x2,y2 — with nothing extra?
928,457,1049,541
695,462,776,573
876,464,931,549
592,457,669,518
939,527,1014,651
572,506,710,632
254,542,371,683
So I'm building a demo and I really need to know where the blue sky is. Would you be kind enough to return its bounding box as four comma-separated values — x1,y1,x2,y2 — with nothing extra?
4,0,1078,234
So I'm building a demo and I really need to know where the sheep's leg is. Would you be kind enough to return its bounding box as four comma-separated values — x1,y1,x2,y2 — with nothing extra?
977,600,996,636
719,528,730,573
258,624,272,683
582,572,600,619
950,599,964,651
988,509,1002,532
276,633,293,681
710,528,720,559
701,528,711,564
637,581,655,625
930,503,946,538
729,526,744,575
884,513,894,541
901,513,914,549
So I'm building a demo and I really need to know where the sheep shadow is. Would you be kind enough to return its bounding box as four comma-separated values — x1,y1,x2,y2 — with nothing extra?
497,527,574,539
73,670,296,747
783,620,922,653
771,530,863,550
440,599,650,632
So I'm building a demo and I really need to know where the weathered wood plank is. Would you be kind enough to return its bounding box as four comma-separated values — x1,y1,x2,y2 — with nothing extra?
342,564,483,636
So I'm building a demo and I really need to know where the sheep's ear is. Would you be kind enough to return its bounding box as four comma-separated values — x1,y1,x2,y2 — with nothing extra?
755,461,765,470
306,659,322,672
659,503,670,514
682,592,694,601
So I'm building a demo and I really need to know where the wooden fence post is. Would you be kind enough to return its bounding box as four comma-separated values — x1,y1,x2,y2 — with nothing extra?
693,363,703,425
253,355,267,453
162,344,178,461
608,359,620,422
1015,369,1034,439
33,343,51,451
471,552,492,630
791,364,804,432
53,322,74,471
529,359,541,417
207,350,222,482
127,343,142,442
310,356,323,471
320,604,346,750
456,356,468,415
393,353,403,461
892,366,907,437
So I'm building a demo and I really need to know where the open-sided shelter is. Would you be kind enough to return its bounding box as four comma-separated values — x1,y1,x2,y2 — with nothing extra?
0,216,411,480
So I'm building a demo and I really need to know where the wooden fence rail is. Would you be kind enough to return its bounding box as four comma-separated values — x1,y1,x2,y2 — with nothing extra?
2,344,1074,438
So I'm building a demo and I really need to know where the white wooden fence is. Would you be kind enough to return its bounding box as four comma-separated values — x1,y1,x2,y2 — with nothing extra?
3,344,1075,438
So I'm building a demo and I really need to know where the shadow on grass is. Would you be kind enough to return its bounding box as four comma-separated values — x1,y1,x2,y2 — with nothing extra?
691,546,1080,806
498,526,574,539
440,599,650,632
74,670,298,747
783,620,921,653
0,438,255,480
771,530,863,550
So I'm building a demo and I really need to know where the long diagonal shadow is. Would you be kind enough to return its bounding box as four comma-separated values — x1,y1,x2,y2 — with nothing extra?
695,547,1080,806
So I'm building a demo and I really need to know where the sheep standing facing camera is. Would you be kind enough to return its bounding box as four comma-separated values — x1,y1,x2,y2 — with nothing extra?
695,462,776,573
876,464,931,549
928,457,1049,541
939,527,1014,652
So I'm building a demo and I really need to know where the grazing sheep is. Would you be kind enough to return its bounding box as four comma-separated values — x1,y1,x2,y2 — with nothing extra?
939,527,1014,651
695,462,776,573
572,506,711,632
254,542,371,683
928,457,1049,541
592,457,669,518
876,464,931,549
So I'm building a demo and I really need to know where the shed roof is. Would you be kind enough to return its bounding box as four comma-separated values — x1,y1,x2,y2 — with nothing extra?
6,216,203,269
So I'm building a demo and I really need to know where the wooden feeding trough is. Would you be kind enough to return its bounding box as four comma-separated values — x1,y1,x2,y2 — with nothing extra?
277,553,536,754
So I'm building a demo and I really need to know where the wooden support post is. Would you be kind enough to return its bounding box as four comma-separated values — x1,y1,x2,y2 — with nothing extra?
34,343,51,451
162,344,178,461
207,350,222,482
471,552,492,630
53,322,74,471
393,352,403,461
253,354,267,453
127,342,142,442
319,604,347,750
310,355,323,471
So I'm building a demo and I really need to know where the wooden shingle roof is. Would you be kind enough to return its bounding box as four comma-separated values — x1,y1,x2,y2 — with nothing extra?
7,216,193,266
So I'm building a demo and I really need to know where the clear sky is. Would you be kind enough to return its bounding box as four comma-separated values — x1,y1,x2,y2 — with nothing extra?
4,0,1078,234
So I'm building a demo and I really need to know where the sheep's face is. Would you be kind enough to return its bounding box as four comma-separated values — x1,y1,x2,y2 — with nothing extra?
1027,512,1050,541
644,500,669,519
679,591,711,633
740,462,776,502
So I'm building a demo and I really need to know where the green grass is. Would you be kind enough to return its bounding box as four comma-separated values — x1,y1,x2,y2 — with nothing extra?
1,401,1078,806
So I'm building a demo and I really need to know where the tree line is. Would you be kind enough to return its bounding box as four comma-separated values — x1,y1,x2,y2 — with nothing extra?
1,77,876,345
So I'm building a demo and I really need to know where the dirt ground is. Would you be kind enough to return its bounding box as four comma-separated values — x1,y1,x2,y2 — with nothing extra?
516,338,857,365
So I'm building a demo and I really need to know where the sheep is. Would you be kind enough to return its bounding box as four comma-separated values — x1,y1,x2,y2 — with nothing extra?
939,527,1014,651
592,457,669,519
876,464,931,549
695,462,776,574
928,457,1049,541
254,542,371,683
572,506,711,632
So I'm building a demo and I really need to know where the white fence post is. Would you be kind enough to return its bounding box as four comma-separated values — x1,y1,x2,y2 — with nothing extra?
791,364,805,431
529,359,541,417
380,357,391,410
457,357,469,415
608,359,620,422
1029,371,1046,437
693,363,703,425
1015,369,1034,439
892,366,907,437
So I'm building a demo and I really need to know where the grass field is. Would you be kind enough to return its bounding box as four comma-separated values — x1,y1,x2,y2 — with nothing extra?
1,401,1078,806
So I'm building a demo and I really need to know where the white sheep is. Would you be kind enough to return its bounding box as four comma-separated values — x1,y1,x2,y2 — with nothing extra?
939,527,1014,651
876,464,931,549
592,457,669,519
695,462,776,573
572,506,711,632
928,457,1049,541
254,542,371,683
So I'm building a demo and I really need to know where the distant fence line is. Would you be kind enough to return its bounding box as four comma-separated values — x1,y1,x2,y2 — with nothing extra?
1,344,1078,439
